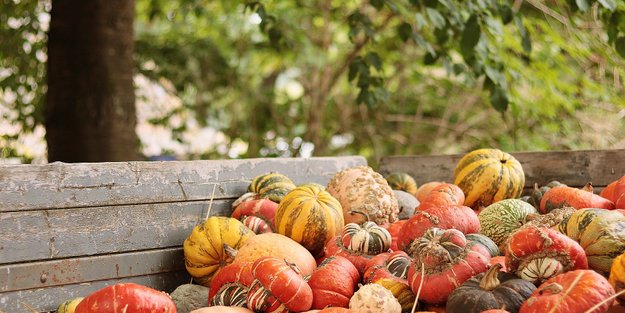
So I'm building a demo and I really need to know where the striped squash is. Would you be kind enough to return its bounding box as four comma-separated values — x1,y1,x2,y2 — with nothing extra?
342,221,392,255
248,173,296,203
57,297,84,313
386,172,418,196
453,149,525,210
374,278,416,313
183,217,255,286
558,208,625,274
478,199,538,249
465,233,500,257
275,185,344,257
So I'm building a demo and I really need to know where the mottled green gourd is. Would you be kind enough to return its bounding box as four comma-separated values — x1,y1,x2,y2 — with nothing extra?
248,172,296,203
386,172,418,196
478,199,538,249
57,297,84,313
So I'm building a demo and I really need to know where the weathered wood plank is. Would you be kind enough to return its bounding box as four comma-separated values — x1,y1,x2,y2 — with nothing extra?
0,271,190,313
0,156,367,212
0,200,231,264
0,248,185,293
379,149,625,188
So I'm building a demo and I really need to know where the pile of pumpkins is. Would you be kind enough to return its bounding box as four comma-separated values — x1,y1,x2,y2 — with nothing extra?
61,148,625,313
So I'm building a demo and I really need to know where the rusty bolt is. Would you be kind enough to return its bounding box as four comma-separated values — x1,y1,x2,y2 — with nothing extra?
40,273,47,283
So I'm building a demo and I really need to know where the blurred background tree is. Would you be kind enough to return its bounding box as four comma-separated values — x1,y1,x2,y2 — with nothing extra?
1,0,624,165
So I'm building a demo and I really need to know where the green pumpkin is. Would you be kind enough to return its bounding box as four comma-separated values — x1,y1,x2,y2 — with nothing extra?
57,297,83,313
526,181,566,208
478,199,538,249
386,172,418,196
558,208,625,274
248,172,296,203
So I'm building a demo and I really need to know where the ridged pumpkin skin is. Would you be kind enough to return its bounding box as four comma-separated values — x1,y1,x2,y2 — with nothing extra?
446,264,536,313
453,149,525,210
229,233,317,277
363,250,411,283
231,196,278,233
374,277,417,313
609,251,625,305
505,226,588,284
558,208,625,274
478,199,538,249
407,228,491,304
246,257,313,313
519,270,615,313
327,166,399,225
540,184,615,213
275,185,344,257
341,221,392,255
465,233,500,257
386,172,418,196
308,256,360,309
184,217,255,286
248,172,296,203
208,262,254,307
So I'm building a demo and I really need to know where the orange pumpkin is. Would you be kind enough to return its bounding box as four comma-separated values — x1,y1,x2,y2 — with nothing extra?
540,183,615,213
191,307,253,313
519,269,615,313
416,181,444,202
227,232,317,277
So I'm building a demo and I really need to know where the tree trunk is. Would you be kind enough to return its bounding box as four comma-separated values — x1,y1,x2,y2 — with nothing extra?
45,0,140,162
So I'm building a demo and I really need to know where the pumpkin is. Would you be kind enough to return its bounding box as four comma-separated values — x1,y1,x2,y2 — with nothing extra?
248,172,296,203
394,190,420,220
349,283,402,313
446,263,536,313
275,184,344,257
231,195,278,233
226,232,317,277
317,308,356,313
326,165,399,225
307,256,360,309
57,297,83,313
363,250,411,283
609,251,625,305
478,199,538,249
490,256,507,272
505,226,587,284
74,283,176,313
324,222,392,274
614,175,625,209
466,233,500,257
407,228,491,304
170,284,210,313
540,183,615,213
453,148,525,210
416,181,444,202
184,216,255,286
519,269,615,313
526,181,566,209
208,262,254,307
191,307,253,313
418,183,465,210
558,208,625,274
386,220,407,251
375,277,418,313
386,172,419,196
246,256,313,313
398,208,479,255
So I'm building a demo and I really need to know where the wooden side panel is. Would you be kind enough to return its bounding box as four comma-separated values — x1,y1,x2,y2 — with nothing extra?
0,271,190,313
0,200,231,264
0,156,367,212
379,149,625,188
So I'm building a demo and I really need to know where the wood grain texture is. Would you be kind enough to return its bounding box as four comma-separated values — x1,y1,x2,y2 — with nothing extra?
0,156,367,212
0,200,230,264
0,248,186,293
379,149,625,188
0,271,189,313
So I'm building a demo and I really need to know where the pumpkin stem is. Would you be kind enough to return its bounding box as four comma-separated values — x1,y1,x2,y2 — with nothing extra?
479,263,503,291
349,210,371,222
411,262,425,313
223,243,238,259
539,282,564,295
582,182,593,193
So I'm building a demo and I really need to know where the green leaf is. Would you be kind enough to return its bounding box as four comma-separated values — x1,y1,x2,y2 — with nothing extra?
575,0,589,12
423,52,438,65
490,86,509,112
370,0,384,9
397,22,413,42
415,13,427,30
514,15,532,53
385,0,400,13
426,8,446,29
616,36,625,58
500,4,513,24
460,14,481,61
598,0,616,11
365,52,382,70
